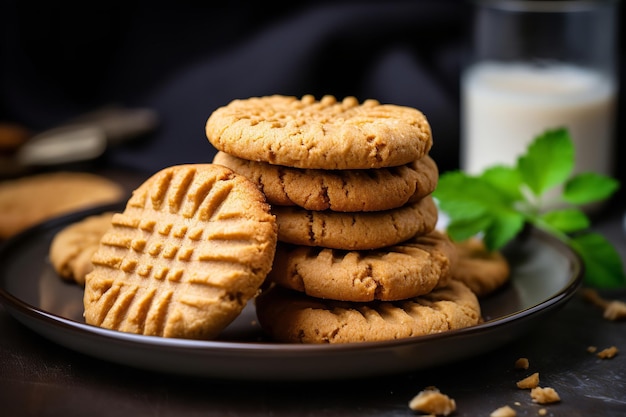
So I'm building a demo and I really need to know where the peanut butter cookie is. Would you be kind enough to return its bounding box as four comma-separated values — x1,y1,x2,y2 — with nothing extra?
273,195,438,250
49,211,115,286
0,171,124,239
213,151,438,212
83,164,277,340
452,238,510,297
255,280,481,343
206,95,432,169
268,230,457,302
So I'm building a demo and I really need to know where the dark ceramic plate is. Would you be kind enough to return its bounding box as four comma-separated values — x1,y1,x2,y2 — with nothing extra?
0,203,583,381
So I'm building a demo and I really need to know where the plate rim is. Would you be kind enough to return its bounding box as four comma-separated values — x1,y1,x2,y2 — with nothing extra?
0,203,584,378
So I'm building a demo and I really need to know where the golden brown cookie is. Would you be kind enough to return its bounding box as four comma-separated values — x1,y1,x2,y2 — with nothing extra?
268,230,457,302
213,151,438,212
49,212,115,286
83,164,278,340
0,171,124,239
272,195,437,250
452,238,510,297
206,95,432,170
255,279,481,343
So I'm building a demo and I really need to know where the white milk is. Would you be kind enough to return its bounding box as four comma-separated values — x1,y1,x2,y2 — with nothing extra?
461,62,617,178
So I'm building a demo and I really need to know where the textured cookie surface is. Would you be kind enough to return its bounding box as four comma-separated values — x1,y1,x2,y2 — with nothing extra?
206,95,432,169
0,171,124,239
452,238,510,297
273,195,437,250
268,230,457,302
83,164,277,340
213,151,438,212
49,212,115,286
255,280,481,343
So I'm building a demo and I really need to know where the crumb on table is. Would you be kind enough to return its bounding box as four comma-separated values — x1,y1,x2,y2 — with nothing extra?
596,346,619,359
514,357,529,370
408,386,456,416
490,405,517,417
517,372,540,389
530,387,560,404
580,288,626,321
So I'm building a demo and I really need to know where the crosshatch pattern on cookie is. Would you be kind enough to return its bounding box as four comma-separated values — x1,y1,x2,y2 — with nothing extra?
255,280,481,344
84,164,277,340
206,95,433,169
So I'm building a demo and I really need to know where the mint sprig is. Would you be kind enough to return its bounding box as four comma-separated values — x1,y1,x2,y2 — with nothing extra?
434,128,625,288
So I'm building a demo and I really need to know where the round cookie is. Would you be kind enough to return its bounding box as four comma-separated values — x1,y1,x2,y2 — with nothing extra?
452,238,510,297
268,230,457,302
255,280,481,344
213,151,438,212
206,95,432,170
49,211,115,286
0,171,124,239
83,164,278,340
272,195,437,250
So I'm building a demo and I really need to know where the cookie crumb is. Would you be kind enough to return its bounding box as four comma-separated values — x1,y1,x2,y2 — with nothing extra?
603,301,626,320
580,288,626,321
587,346,597,353
596,346,619,359
514,357,529,370
530,387,560,404
516,372,540,389
408,387,456,416
538,408,548,416
490,405,517,417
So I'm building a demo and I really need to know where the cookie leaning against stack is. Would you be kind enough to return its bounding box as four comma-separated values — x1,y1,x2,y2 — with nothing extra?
207,94,482,343
83,164,277,340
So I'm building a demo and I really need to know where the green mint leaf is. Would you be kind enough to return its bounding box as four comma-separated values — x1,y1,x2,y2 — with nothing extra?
480,165,524,201
517,128,574,196
483,209,526,250
435,170,522,249
539,209,590,233
447,216,492,242
570,233,626,288
434,171,509,219
435,127,624,288
563,172,620,205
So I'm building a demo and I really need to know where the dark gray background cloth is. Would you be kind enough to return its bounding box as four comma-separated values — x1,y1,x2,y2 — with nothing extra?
1,0,624,187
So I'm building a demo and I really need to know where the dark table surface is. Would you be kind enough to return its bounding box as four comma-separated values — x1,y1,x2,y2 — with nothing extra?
1,170,625,417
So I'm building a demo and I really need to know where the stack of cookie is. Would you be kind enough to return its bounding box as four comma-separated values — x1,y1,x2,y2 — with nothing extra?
207,94,482,343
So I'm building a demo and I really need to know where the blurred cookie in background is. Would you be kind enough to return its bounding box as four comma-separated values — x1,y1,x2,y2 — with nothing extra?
451,237,510,297
49,211,115,286
0,171,124,239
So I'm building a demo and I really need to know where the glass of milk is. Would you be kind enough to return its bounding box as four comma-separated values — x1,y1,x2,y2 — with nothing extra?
461,0,619,180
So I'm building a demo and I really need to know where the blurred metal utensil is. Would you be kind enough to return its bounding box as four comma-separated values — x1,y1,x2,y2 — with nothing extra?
16,125,107,167
1,106,158,176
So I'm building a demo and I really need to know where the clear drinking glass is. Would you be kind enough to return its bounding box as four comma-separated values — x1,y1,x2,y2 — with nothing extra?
461,0,619,180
